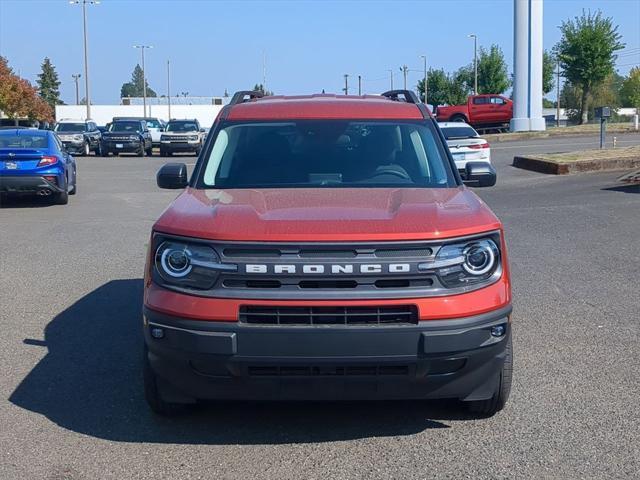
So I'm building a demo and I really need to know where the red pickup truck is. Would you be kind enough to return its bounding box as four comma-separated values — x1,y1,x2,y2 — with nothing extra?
436,95,513,129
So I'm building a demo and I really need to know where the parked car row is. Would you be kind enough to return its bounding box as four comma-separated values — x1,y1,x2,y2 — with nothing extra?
51,116,206,157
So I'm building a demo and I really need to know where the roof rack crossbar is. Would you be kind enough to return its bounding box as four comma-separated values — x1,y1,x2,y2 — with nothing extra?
229,90,265,105
380,90,420,104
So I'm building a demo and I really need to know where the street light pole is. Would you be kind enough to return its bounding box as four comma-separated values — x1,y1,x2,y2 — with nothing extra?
400,65,408,90
468,34,478,94
358,75,362,95
388,69,394,90
72,74,81,105
134,45,153,117
556,58,561,128
420,55,427,104
343,74,349,95
167,60,171,120
70,0,99,119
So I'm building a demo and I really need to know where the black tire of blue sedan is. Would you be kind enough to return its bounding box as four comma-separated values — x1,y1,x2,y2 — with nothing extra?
55,189,69,205
465,334,512,416
143,345,188,416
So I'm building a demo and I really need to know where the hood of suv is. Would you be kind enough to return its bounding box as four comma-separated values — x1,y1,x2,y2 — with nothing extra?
154,187,501,242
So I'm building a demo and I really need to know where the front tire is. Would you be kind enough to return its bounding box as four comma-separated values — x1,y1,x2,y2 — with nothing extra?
83,141,90,156
137,145,145,157
143,346,188,416
465,334,513,416
146,145,153,156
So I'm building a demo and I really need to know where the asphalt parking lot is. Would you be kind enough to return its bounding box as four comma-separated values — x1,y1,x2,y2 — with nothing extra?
1,134,639,479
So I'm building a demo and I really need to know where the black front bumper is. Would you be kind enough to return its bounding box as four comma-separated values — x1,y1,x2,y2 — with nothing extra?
143,305,512,403
61,141,85,154
160,142,199,153
0,175,63,194
102,141,141,153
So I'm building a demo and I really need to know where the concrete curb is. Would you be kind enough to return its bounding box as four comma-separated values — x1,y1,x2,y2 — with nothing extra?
513,154,640,175
486,126,638,143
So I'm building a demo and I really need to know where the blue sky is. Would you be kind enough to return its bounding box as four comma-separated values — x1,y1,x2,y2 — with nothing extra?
1,0,639,104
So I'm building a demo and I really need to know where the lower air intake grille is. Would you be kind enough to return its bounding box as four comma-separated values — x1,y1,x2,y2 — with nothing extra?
248,365,411,377
239,305,418,325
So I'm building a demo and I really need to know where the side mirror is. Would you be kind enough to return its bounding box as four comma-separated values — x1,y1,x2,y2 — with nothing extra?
199,128,205,133
463,161,496,187
157,163,188,189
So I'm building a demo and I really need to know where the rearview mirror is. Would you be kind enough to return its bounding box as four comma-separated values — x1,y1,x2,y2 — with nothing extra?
157,163,188,189
463,161,497,187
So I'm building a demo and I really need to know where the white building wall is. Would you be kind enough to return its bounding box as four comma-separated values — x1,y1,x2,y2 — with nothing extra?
55,104,224,128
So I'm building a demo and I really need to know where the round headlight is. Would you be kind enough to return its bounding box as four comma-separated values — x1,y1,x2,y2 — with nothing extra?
462,243,495,275
160,247,192,277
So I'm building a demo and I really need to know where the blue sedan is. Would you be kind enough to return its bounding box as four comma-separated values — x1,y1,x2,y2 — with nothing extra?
0,129,77,205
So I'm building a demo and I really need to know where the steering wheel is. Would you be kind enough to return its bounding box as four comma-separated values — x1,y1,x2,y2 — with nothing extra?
373,165,411,180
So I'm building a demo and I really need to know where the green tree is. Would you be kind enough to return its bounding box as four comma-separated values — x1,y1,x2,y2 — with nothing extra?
417,68,448,106
253,83,273,96
449,68,473,105
561,72,623,123
556,10,624,124
476,44,510,94
543,50,555,96
620,67,640,109
36,57,62,109
120,64,157,98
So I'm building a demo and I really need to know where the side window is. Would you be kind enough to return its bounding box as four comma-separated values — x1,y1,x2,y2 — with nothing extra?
491,97,506,105
53,134,63,152
473,97,488,105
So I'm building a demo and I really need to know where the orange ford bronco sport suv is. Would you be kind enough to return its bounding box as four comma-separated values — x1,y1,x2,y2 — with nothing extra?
143,90,512,416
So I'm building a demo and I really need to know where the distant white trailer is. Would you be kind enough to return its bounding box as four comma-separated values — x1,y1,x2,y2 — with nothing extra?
55,104,224,128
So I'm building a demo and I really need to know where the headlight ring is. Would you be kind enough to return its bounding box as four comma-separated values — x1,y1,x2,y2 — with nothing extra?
160,247,193,277
462,242,496,275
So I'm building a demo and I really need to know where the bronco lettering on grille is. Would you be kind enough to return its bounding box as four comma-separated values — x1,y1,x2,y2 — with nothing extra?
245,264,412,274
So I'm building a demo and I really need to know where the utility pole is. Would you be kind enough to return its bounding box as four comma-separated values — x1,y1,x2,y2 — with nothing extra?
262,51,267,93
556,58,561,128
134,45,153,117
167,60,171,120
70,0,99,119
468,34,478,94
358,75,362,95
72,74,81,105
388,69,394,90
420,55,427,104
400,65,408,90
343,74,349,95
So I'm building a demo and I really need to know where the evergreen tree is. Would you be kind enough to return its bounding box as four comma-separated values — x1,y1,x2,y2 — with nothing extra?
36,57,62,108
120,64,157,98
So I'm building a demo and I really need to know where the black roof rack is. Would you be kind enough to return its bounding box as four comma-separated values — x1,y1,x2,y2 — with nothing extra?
229,90,264,106
381,90,420,104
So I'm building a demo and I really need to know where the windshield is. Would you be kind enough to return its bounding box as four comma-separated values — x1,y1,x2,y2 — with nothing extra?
441,126,478,140
0,134,49,149
200,120,456,189
109,121,141,132
146,119,161,129
167,122,198,132
55,123,86,132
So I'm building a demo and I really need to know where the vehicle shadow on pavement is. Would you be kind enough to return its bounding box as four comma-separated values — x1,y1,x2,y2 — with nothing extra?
0,196,57,208
601,184,640,194
10,279,480,445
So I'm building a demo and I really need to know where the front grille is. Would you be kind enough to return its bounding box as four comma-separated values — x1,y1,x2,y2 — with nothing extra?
165,135,193,142
248,365,411,377
239,305,418,325
105,136,133,142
